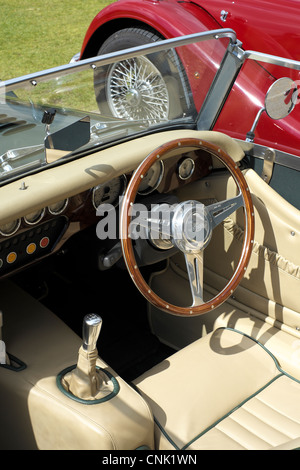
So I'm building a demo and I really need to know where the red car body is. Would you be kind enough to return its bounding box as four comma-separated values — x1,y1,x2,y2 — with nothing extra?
80,0,300,157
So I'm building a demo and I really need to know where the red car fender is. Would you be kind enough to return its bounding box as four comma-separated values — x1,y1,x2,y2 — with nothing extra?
80,0,231,119
80,0,222,59
80,0,225,115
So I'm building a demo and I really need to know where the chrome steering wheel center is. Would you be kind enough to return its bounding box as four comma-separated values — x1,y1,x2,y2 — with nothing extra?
171,200,212,254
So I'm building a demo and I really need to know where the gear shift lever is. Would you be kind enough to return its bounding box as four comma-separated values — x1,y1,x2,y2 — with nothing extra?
61,314,114,401
82,314,102,352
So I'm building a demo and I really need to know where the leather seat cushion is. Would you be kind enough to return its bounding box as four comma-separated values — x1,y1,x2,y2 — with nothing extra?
133,328,300,450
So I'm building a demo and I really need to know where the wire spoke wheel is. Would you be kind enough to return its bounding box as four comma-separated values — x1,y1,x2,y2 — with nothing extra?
94,27,192,122
106,56,169,123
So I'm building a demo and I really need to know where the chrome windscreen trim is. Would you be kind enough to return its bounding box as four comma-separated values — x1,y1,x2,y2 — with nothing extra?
244,50,300,72
0,29,237,93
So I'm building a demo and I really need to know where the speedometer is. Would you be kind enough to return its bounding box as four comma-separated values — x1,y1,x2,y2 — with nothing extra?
92,175,126,209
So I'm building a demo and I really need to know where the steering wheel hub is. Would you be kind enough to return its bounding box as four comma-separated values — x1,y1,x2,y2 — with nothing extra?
171,200,212,254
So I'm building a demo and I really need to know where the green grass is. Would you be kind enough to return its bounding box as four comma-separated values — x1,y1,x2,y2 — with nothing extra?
0,0,113,80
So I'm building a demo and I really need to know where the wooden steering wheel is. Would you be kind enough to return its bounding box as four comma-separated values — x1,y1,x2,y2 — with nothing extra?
120,138,254,316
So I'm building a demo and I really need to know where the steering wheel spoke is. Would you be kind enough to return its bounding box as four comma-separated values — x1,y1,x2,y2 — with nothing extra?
184,251,204,306
207,193,244,229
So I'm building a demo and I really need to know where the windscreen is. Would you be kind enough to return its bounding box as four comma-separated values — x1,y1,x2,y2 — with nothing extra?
0,31,232,184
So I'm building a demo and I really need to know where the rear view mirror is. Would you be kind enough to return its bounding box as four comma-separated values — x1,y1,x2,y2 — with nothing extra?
45,115,90,163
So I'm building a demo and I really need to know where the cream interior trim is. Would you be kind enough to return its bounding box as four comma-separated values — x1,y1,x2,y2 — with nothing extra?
134,328,300,450
244,168,300,257
186,374,300,450
134,328,284,450
0,130,244,225
223,217,300,279
0,281,154,450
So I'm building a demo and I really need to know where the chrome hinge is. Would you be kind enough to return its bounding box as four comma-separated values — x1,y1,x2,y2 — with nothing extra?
261,148,275,184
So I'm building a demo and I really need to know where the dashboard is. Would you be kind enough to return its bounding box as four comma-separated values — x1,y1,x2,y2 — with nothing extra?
0,146,213,278
0,121,250,281
0,191,91,277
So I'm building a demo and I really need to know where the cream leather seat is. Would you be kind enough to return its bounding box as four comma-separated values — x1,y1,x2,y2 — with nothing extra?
133,328,300,450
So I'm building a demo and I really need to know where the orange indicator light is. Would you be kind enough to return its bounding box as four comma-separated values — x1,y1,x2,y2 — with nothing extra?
6,252,17,264
26,243,36,255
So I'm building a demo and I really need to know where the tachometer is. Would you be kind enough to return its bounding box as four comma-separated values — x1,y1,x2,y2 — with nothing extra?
92,175,126,209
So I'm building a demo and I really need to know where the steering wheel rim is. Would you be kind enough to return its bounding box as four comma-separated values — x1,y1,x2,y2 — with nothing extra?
120,138,254,316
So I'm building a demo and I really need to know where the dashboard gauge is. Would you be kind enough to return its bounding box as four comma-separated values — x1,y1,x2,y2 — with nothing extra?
178,157,195,180
24,208,45,225
92,175,126,209
48,199,68,215
0,218,21,237
137,160,164,195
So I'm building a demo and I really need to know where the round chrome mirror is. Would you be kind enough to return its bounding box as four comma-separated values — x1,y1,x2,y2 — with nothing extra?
265,77,298,120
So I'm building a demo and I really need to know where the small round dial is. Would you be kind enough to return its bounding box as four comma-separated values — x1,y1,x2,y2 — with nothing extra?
137,160,164,195
48,199,68,215
92,175,126,209
0,219,21,236
24,208,45,225
178,157,195,180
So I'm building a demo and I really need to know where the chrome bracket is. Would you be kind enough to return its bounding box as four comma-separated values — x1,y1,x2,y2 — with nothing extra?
220,10,228,22
261,148,275,184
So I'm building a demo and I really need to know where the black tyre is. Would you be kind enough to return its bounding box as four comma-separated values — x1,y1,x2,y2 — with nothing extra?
94,27,192,123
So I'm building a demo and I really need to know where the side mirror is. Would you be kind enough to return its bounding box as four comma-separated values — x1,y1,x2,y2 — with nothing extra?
246,77,298,142
265,77,297,120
